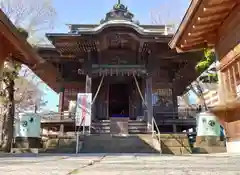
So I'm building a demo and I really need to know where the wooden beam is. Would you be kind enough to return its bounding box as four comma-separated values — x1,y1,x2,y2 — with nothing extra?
0,35,9,59
189,28,216,38
176,1,236,50
199,10,229,20
0,19,41,64
204,0,236,10
206,0,235,6
193,21,221,31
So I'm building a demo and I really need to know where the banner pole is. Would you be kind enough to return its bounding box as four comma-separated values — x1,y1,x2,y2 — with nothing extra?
76,131,79,154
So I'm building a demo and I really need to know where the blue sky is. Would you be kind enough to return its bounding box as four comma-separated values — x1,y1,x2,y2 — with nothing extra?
42,0,192,111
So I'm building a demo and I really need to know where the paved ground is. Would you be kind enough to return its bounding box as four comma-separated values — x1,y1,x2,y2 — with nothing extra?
0,153,239,175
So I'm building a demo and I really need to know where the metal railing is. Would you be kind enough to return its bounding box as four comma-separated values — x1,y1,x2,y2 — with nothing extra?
152,116,162,154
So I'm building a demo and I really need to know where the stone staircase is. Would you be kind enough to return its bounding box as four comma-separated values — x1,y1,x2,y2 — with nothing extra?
80,133,193,155
128,120,148,134
91,120,148,134
160,134,192,155
80,134,161,153
91,120,110,134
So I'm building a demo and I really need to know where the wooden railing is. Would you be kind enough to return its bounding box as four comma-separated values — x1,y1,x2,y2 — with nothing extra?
40,111,75,121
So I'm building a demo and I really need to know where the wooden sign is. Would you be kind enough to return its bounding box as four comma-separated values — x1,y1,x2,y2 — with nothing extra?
156,88,172,96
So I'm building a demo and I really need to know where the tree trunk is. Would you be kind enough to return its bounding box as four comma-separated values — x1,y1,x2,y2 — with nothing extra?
2,79,14,152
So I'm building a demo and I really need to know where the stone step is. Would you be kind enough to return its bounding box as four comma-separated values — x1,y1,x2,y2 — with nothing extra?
80,134,160,153
92,121,111,134
91,120,148,134
160,134,192,155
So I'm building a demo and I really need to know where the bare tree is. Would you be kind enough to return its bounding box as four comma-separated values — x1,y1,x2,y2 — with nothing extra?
0,0,56,44
150,1,190,32
0,0,56,152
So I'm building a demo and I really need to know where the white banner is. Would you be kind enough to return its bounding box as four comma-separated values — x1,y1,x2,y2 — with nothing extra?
75,93,92,126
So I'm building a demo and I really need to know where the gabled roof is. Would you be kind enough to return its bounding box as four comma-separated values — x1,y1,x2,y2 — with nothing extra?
47,20,173,40
67,23,173,34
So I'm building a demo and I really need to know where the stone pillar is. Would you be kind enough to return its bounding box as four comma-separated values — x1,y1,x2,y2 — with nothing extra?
58,87,65,135
146,76,153,132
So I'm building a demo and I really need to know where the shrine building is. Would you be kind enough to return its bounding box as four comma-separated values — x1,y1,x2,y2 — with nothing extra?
39,2,203,134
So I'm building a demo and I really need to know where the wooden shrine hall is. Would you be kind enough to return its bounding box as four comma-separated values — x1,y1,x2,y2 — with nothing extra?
39,2,202,134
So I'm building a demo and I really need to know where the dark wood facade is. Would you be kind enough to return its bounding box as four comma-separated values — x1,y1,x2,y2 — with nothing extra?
38,3,202,131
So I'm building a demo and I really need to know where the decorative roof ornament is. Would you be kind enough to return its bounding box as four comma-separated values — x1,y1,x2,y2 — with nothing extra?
100,0,136,24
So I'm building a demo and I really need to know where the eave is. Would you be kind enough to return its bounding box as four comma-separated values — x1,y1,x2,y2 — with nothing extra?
0,9,44,64
169,0,239,53
0,9,61,92
50,20,172,38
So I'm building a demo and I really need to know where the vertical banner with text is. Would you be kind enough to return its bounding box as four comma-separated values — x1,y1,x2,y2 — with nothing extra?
75,93,92,126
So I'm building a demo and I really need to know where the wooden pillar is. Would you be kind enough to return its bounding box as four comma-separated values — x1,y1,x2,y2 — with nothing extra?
222,72,229,100
227,68,235,99
237,61,240,96
106,82,109,119
173,124,177,133
58,87,65,135
58,88,65,114
85,75,92,93
232,65,237,97
171,85,177,112
146,76,153,132
85,51,92,122
215,50,227,103
227,69,234,98
85,51,92,93
237,61,240,76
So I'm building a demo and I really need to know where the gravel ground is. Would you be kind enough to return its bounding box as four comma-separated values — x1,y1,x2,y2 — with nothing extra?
0,153,239,175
